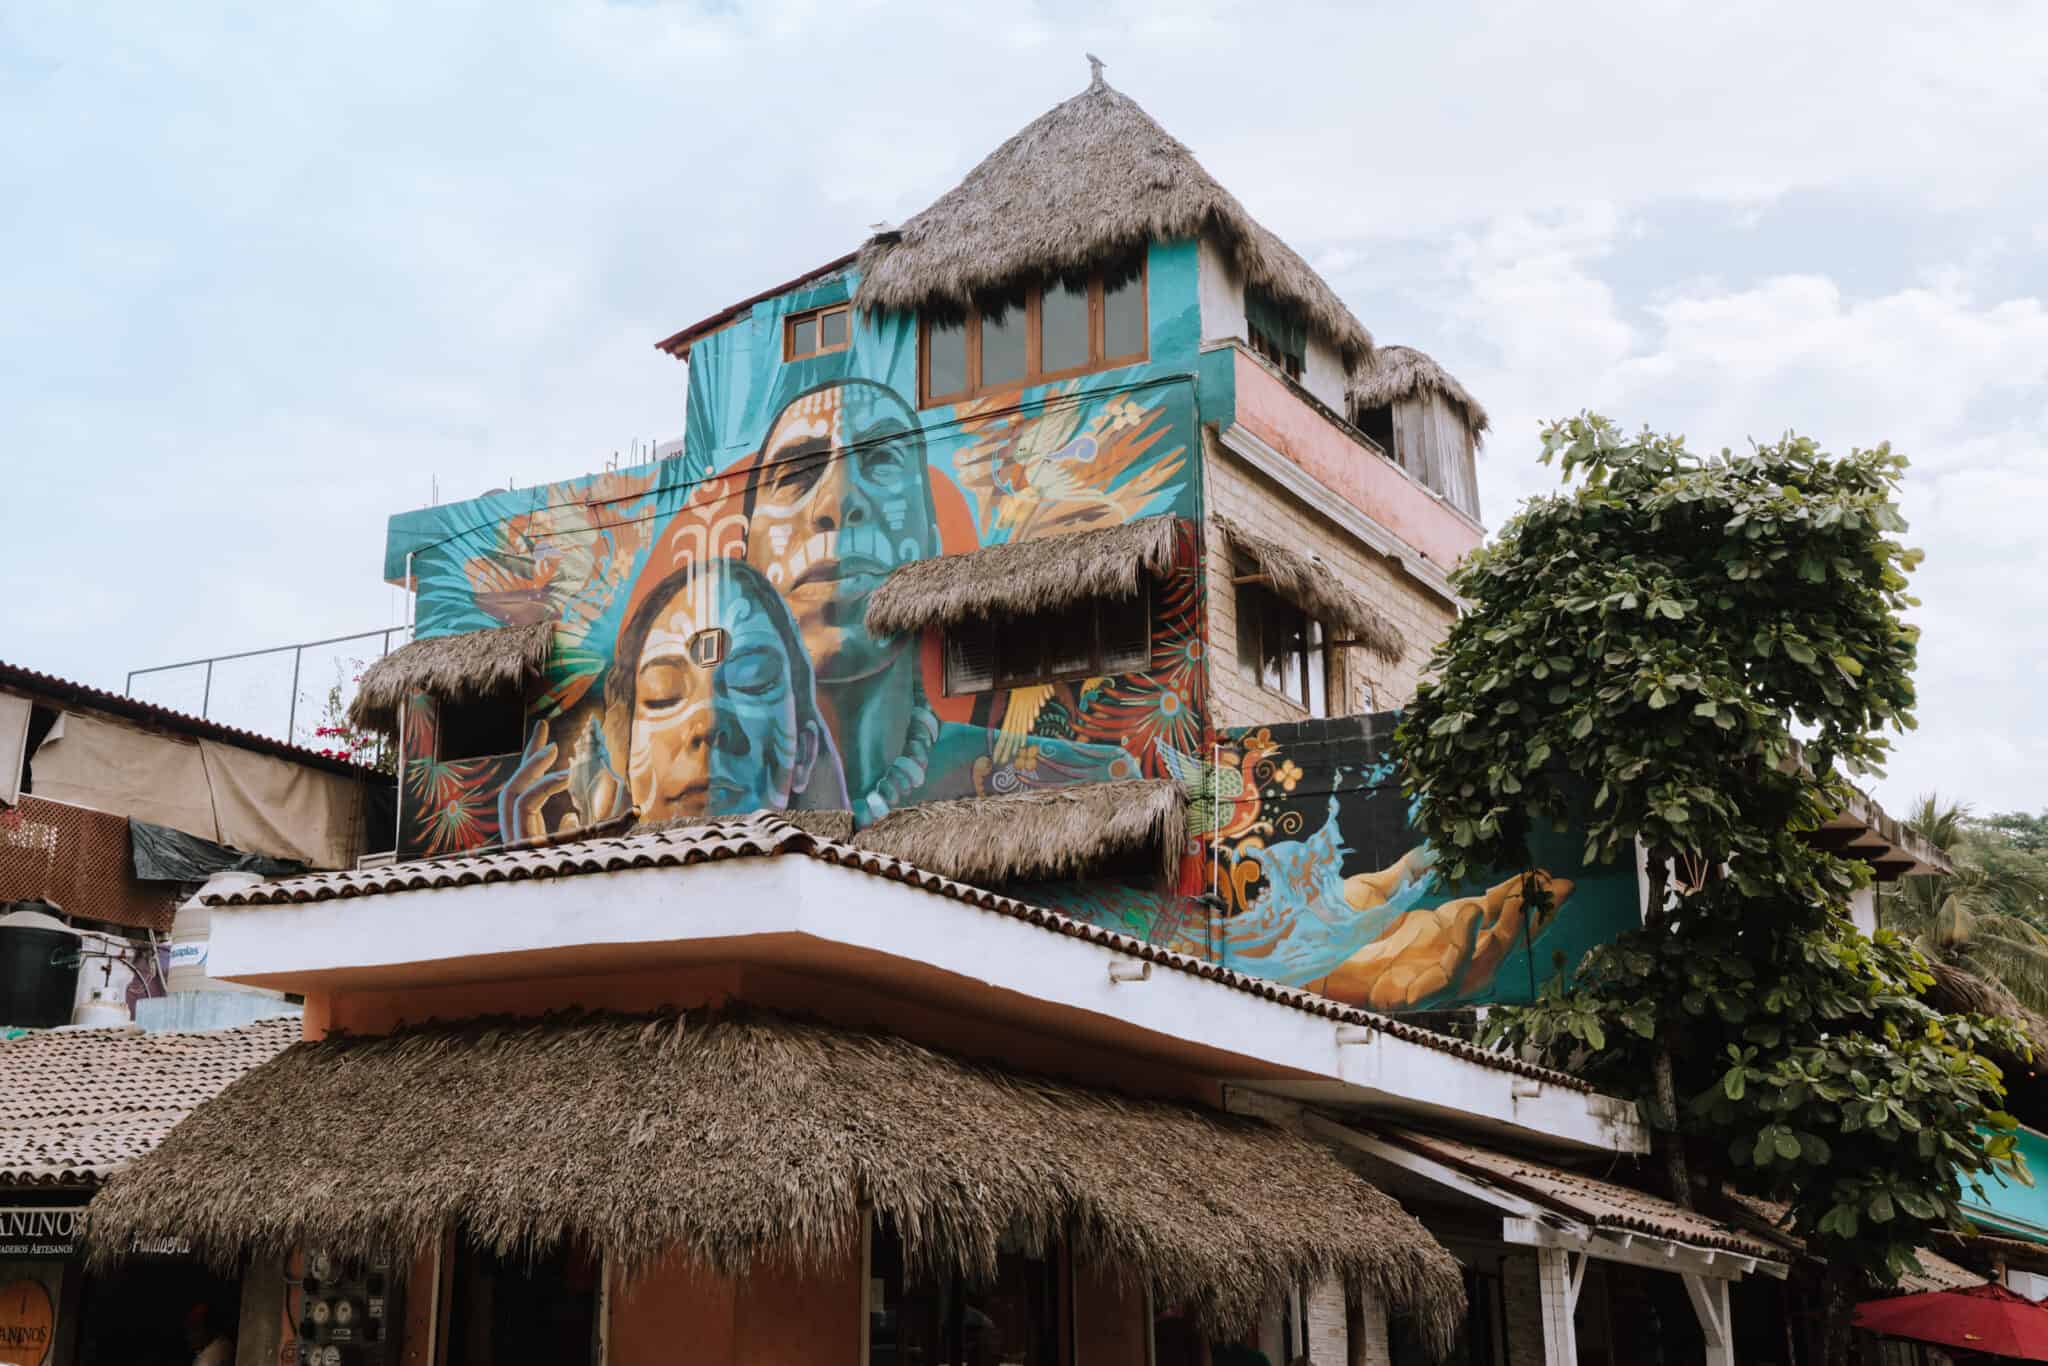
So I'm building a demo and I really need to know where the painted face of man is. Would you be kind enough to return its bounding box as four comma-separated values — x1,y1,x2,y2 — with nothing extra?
744,381,934,683
626,564,820,820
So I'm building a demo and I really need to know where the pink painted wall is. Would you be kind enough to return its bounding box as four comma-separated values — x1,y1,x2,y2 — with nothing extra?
1231,350,1482,574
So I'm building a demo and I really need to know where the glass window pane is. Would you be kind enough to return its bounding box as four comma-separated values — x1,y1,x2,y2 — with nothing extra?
1103,262,1145,359
1099,592,1150,674
819,308,848,349
926,317,967,398
1306,618,1328,717
1261,597,1307,705
981,296,1029,387
946,623,996,693
1042,279,1090,373
791,317,818,358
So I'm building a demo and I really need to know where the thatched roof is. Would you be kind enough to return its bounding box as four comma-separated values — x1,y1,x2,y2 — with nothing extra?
853,779,1186,886
1210,514,1402,664
854,72,1373,367
1923,960,2048,1065
1346,344,1491,443
634,808,857,843
865,517,1179,637
347,621,552,735
83,1007,1462,1345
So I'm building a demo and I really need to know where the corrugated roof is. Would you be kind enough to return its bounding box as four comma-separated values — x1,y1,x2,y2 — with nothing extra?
203,814,1596,1094
0,660,379,779
0,1017,299,1187
1382,1127,1782,1261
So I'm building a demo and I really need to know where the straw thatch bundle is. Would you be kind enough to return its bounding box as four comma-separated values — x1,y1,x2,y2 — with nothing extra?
84,1007,1462,1346
1346,345,1491,443
1210,514,1402,664
853,779,1186,886
865,517,1179,637
1923,960,2048,1064
854,73,1373,367
347,621,553,734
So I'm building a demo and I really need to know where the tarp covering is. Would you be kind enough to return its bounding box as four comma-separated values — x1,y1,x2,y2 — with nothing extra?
0,693,30,806
129,819,303,883
29,711,219,839
196,740,366,871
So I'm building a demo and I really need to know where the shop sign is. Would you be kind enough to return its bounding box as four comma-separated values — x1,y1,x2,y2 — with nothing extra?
126,1232,194,1259
0,1278,54,1366
0,1209,78,1260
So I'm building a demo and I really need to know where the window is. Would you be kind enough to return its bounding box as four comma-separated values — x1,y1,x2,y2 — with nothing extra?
943,590,1151,695
868,1218,1060,1366
1235,562,1329,716
436,693,526,761
1245,284,1305,381
786,304,851,361
444,1239,599,1366
920,253,1147,405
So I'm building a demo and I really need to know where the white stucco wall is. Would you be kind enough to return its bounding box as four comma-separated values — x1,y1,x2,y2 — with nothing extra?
1300,330,1348,413
1197,235,1248,344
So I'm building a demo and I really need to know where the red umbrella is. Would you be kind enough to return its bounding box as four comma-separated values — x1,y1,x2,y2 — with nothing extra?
1856,1282,2048,1359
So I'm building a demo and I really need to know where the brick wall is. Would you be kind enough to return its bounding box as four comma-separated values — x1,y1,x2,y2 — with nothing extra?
1500,1251,1547,1366
1203,431,1456,731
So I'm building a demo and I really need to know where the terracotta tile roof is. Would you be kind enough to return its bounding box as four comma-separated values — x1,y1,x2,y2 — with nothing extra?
1723,1192,1987,1292
0,1016,299,1187
1382,1127,1784,1262
203,815,1597,1095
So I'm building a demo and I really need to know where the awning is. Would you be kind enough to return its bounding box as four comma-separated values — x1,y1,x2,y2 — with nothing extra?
851,778,1185,885
1856,1282,2048,1359
347,621,552,735
1210,514,1402,663
864,517,1180,637
84,1007,1465,1347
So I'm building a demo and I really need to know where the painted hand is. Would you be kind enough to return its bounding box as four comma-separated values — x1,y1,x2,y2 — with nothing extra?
498,719,572,846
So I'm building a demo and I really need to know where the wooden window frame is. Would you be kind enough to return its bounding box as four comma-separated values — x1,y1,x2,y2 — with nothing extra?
785,303,852,362
919,257,1149,407
1247,320,1304,381
1235,567,1331,718
942,586,1152,697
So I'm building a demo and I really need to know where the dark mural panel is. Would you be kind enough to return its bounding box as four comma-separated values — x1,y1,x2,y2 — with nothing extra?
1036,715,1644,1010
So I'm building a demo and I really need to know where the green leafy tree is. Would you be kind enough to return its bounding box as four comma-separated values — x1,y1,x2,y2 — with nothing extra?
1884,796,2048,1012
1398,415,2026,1362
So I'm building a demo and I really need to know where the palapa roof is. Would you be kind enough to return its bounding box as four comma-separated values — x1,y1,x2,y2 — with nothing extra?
1345,344,1491,443
854,70,1373,366
84,1006,1465,1345
199,813,1597,1095
1923,960,2048,1065
865,516,1179,637
0,1017,298,1188
1210,513,1402,663
852,779,1186,886
347,620,553,734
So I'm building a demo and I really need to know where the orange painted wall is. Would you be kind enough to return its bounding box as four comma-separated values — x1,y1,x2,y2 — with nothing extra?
1232,350,1482,573
734,1251,863,1366
609,1255,738,1366
1076,1262,1151,1365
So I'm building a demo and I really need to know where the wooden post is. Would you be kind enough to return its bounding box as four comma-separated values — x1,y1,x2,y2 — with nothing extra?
1535,1247,1579,1366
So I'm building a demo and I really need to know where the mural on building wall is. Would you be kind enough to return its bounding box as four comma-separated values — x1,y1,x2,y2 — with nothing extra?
392,249,1208,857
1034,714,1644,1011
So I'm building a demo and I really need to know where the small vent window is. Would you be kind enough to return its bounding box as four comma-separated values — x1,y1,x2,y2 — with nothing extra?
786,304,852,361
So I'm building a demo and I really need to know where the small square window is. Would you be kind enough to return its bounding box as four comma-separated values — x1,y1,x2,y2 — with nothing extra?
437,693,526,761
785,304,851,361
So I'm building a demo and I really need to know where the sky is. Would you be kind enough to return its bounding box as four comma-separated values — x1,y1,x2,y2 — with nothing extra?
3,0,2044,814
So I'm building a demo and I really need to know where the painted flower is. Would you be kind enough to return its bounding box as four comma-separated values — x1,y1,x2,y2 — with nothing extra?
1275,760,1304,792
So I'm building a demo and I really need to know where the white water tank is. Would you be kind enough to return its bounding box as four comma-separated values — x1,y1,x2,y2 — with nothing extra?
166,871,266,993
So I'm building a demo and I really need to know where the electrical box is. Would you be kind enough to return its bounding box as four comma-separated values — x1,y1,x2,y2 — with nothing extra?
297,1251,402,1366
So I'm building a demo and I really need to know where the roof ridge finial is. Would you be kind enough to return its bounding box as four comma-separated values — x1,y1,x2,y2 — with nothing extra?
1086,52,1106,91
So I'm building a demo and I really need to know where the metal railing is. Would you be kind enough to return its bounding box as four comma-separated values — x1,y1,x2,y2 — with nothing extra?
125,626,411,749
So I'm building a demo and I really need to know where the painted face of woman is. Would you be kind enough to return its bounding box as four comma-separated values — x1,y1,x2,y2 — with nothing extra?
626,565,820,820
